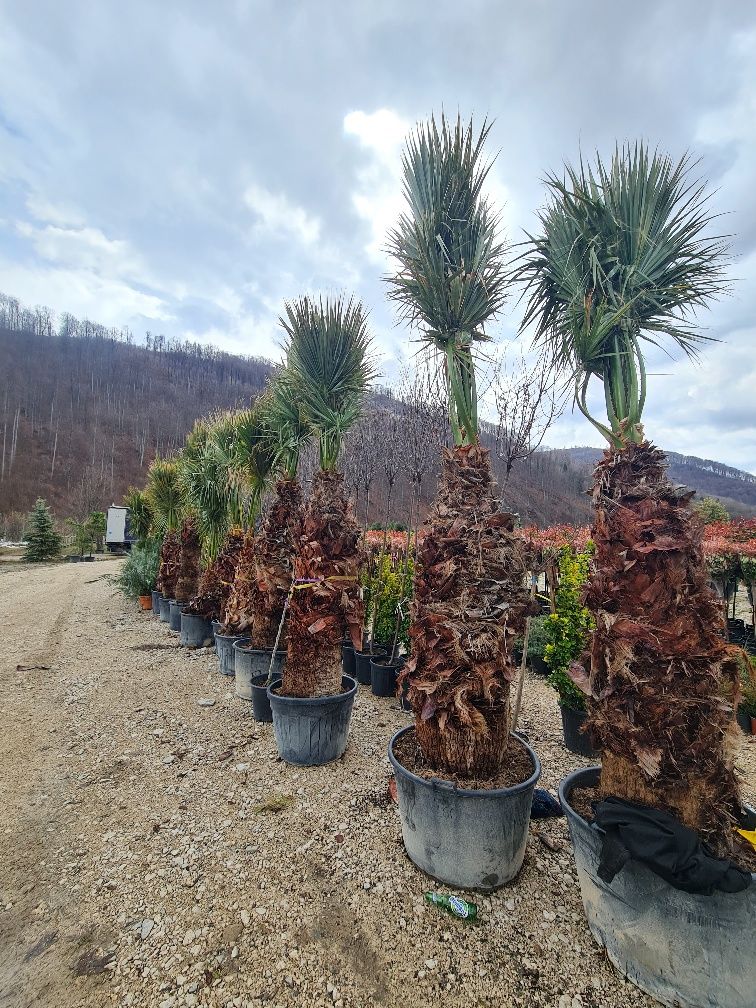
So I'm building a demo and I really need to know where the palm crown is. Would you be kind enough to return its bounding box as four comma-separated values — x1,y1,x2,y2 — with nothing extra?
145,458,183,533
279,295,375,470
386,113,508,447
512,143,729,446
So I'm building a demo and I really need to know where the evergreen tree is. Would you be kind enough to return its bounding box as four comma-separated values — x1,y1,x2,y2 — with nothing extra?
23,498,62,562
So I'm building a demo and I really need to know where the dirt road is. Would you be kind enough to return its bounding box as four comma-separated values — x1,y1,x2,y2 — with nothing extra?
0,561,752,1008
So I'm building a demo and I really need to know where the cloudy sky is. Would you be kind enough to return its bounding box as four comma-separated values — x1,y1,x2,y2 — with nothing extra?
1,1,755,471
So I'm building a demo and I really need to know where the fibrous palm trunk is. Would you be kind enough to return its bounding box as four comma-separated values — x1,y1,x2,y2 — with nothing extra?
406,444,532,777
249,478,303,649
223,531,256,634
157,531,180,599
174,518,201,603
283,470,363,698
184,527,244,621
579,440,742,855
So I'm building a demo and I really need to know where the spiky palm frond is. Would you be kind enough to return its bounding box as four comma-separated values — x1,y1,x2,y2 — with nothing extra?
279,295,375,470
265,371,314,479
180,415,241,562
123,486,154,544
385,113,508,446
145,458,183,533
228,399,279,522
512,143,730,445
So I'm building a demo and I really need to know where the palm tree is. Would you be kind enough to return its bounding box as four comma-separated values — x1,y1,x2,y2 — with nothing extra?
123,487,154,547
146,457,183,600
222,400,280,633
246,374,312,649
385,114,532,777
279,295,374,698
513,143,739,854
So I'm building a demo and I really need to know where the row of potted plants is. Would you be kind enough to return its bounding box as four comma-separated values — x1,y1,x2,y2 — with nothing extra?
113,115,755,1008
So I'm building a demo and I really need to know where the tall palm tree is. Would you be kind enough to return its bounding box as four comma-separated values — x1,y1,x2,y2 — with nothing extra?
385,114,532,777
146,457,183,600
222,400,280,633
123,487,154,547
246,374,312,649
513,143,739,854
279,295,374,698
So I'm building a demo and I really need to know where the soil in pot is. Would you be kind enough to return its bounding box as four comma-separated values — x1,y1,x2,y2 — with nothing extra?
560,704,599,758
388,725,541,890
560,767,756,1008
354,647,388,685
269,675,357,766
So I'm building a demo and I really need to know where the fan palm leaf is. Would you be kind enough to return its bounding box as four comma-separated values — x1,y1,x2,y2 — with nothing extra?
180,415,241,562
145,458,183,533
512,143,730,445
385,114,508,446
123,486,154,544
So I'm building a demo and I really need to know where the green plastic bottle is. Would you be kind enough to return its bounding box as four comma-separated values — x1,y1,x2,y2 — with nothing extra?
424,891,478,921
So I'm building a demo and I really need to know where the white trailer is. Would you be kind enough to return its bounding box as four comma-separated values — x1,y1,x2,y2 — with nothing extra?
106,506,134,551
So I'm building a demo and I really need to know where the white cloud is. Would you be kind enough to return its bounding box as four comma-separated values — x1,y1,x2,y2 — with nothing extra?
243,182,321,246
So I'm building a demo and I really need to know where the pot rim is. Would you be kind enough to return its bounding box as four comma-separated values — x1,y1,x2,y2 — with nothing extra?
251,673,283,688
180,610,211,622
268,675,357,705
214,630,248,642
388,724,541,799
232,638,286,656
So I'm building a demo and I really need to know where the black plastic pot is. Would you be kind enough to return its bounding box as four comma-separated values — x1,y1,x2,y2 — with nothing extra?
560,705,598,757
560,766,756,1008
354,647,388,685
168,599,183,631
530,655,550,677
250,673,283,722
214,628,246,676
399,677,413,713
159,597,173,623
341,642,357,679
370,658,402,697
233,638,286,701
388,725,541,891
180,611,214,648
151,590,161,617
269,675,358,766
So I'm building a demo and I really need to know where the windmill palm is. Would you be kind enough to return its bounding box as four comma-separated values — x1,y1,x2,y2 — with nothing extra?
385,114,532,776
513,143,739,853
278,295,375,698
222,400,281,633
123,486,154,547
245,374,312,649
146,457,184,600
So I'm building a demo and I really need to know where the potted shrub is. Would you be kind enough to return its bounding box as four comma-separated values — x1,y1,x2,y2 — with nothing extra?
146,458,183,621
124,487,160,613
525,615,549,676
115,540,161,608
269,294,374,766
543,546,597,756
515,143,754,1006
367,550,413,697
384,114,541,891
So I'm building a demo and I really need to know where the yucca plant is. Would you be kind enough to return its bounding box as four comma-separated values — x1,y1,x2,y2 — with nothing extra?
513,143,740,854
385,114,532,776
245,374,312,649
279,295,375,698
146,457,183,599
222,401,280,633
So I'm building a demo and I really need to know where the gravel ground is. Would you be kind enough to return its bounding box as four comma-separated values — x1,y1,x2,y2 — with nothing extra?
0,559,754,1008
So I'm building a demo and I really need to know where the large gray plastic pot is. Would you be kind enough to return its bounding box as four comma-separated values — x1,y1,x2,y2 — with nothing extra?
388,726,541,891
268,675,357,766
168,599,183,631
180,611,214,648
233,639,286,701
159,597,173,623
559,766,756,1008
214,629,246,676
151,590,161,617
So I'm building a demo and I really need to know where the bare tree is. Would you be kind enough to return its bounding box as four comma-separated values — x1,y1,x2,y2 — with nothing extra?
397,359,448,533
493,351,562,478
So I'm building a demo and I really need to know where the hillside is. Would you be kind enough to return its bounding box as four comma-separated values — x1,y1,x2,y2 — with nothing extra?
0,290,589,531
565,447,756,517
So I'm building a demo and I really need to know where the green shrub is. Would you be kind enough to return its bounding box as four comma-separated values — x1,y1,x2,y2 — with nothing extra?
23,498,62,562
115,539,161,599
738,653,756,718
545,545,595,710
526,615,549,661
364,551,414,653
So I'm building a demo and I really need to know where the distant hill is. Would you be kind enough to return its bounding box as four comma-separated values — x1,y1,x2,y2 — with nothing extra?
565,447,756,517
